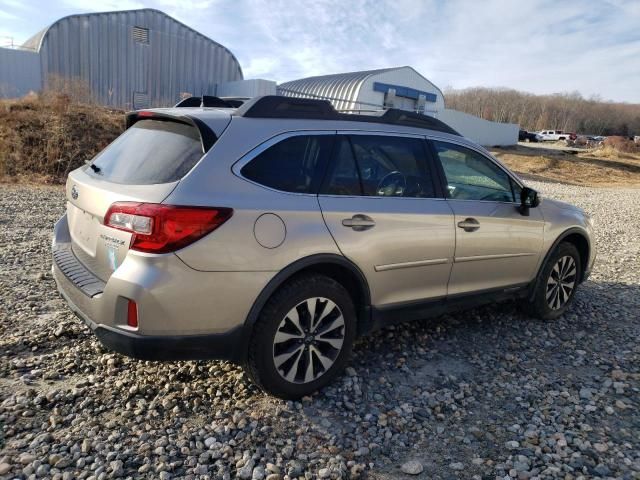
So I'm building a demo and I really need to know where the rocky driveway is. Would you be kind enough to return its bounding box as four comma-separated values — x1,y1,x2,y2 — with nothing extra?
0,181,639,479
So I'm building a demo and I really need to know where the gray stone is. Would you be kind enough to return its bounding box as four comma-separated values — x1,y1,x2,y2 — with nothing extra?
237,459,255,480
401,460,424,475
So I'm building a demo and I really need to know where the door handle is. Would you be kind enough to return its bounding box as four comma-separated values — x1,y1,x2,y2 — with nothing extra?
342,214,375,231
457,217,480,232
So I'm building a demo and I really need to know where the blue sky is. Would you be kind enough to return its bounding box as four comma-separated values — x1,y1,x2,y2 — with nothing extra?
2,0,639,102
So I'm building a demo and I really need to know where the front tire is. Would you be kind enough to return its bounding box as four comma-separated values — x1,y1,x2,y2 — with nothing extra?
245,274,356,399
526,242,581,320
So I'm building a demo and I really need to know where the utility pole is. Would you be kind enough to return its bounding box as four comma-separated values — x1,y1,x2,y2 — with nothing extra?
1,36,15,48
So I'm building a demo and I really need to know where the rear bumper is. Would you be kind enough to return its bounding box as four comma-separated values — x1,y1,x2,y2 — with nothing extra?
56,278,242,360
52,214,273,362
95,326,242,361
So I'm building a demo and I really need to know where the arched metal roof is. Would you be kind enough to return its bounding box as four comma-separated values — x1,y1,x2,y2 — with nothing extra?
20,8,242,77
278,67,400,111
18,8,243,108
278,66,445,112
22,28,47,52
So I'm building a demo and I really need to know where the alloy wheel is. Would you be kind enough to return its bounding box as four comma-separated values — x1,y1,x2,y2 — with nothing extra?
272,297,345,384
546,255,577,310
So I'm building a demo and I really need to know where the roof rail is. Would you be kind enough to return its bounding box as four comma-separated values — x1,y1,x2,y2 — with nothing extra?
233,95,460,136
174,96,234,108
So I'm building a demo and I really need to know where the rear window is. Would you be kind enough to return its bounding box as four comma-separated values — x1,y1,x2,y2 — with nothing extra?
87,119,204,185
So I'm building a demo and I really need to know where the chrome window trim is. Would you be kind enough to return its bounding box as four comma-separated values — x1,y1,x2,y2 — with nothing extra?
317,193,447,201
335,130,426,139
231,128,525,203
231,130,336,197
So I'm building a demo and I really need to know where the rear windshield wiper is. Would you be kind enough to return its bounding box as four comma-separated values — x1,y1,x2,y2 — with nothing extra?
89,164,101,173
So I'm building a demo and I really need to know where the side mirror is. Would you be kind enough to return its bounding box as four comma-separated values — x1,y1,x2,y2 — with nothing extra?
519,187,540,216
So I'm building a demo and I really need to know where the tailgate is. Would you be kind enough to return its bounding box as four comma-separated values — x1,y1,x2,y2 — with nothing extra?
65,169,178,281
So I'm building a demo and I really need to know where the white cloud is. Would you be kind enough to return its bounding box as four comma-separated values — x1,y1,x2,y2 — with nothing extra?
0,9,17,19
4,0,640,102
61,0,145,12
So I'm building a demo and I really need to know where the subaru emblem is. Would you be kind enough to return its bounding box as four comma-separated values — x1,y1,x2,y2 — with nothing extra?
71,185,79,200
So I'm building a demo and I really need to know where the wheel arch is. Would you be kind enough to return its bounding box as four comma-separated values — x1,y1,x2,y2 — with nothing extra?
530,227,591,300
236,254,372,362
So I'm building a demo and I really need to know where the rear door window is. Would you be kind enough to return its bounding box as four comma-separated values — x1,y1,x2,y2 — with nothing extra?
321,137,362,196
241,135,334,194
88,119,204,185
322,135,436,198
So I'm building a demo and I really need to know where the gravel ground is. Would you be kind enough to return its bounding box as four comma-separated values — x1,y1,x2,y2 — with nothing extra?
1,181,639,480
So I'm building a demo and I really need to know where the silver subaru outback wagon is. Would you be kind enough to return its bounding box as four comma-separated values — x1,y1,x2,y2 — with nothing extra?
52,96,595,398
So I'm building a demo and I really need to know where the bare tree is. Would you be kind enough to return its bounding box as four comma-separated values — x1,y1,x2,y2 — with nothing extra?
444,87,640,135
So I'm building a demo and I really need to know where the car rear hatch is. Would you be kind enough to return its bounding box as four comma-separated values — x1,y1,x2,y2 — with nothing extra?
64,110,229,282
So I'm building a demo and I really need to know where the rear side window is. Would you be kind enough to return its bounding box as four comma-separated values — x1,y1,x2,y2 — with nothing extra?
88,119,203,185
322,135,436,198
241,135,333,193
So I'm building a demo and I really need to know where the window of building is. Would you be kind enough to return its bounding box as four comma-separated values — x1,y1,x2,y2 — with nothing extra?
133,92,149,109
132,26,149,44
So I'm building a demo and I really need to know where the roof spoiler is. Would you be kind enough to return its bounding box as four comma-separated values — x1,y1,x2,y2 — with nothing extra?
125,111,217,152
174,96,244,108
233,96,460,136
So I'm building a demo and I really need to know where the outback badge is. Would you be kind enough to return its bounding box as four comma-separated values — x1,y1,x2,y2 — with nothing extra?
71,185,79,200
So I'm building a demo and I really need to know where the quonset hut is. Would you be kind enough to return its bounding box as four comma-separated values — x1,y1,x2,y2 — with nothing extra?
1,9,243,108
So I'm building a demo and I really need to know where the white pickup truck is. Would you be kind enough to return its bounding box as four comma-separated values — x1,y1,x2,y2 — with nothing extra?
537,130,576,141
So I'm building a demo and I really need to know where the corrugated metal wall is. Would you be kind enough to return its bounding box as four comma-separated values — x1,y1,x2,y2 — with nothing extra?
0,48,42,98
358,67,445,114
438,108,518,146
38,9,243,108
216,79,277,98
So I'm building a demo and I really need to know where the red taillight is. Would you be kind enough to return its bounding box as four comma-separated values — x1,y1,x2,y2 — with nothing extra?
104,202,233,254
127,300,138,328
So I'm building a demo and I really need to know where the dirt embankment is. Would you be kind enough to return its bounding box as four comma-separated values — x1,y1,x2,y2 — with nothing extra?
0,94,124,184
491,142,640,187
2,94,639,187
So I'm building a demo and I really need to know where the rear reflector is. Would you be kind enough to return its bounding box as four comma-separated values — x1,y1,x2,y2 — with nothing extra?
105,202,232,254
127,300,138,328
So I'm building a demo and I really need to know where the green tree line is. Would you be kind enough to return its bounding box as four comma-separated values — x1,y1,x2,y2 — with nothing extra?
444,88,640,136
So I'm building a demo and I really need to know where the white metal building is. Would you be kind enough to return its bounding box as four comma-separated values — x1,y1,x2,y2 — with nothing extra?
278,66,518,146
279,66,445,114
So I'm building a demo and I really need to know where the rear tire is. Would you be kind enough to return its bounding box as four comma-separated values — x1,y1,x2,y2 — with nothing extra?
245,274,356,399
525,242,581,320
